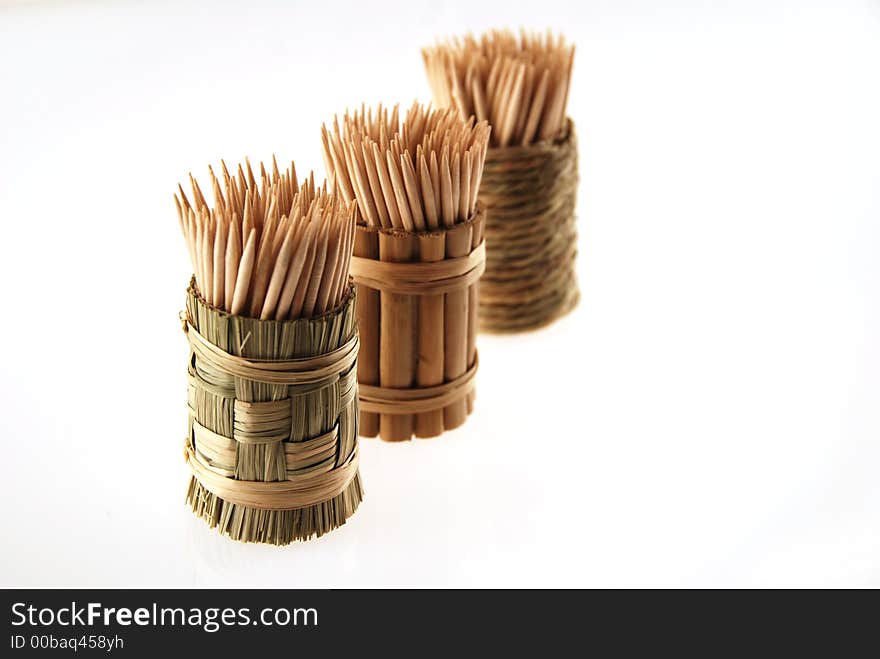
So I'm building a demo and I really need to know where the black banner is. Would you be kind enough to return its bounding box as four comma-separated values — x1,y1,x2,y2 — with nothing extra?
1,589,874,655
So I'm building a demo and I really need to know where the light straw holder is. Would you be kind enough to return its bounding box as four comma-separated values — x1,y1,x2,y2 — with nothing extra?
183,280,362,544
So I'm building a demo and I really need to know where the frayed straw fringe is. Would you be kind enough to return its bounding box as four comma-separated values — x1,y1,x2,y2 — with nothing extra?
186,477,363,545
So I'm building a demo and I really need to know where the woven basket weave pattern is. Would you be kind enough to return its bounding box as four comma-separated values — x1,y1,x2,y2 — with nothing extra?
184,282,362,544
478,120,579,332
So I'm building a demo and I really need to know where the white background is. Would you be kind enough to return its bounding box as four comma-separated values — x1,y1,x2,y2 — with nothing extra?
1,0,878,588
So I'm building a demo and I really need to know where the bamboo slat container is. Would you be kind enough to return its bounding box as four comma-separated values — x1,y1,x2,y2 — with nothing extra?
322,103,489,441
352,207,485,440
424,29,580,333
176,158,363,544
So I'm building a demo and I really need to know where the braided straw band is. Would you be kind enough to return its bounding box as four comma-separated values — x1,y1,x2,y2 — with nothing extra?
185,443,359,510
478,118,579,333
358,356,478,414
184,283,361,534
351,207,484,440
350,242,485,295
184,319,359,386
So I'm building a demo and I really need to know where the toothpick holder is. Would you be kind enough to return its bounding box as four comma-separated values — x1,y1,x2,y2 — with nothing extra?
351,205,485,441
477,119,579,332
183,279,362,544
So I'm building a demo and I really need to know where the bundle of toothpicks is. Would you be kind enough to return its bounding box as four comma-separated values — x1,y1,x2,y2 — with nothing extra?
176,157,363,544
322,102,489,441
423,29,580,332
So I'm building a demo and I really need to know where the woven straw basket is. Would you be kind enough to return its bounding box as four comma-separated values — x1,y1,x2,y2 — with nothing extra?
183,280,362,544
478,119,579,332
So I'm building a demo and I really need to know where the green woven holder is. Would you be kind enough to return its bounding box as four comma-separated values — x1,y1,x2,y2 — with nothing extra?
183,279,362,544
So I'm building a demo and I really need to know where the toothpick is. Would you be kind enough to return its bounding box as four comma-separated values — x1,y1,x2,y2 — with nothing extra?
213,215,227,308
423,29,573,147
260,225,294,320
178,157,355,320
231,229,256,316
225,217,241,309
